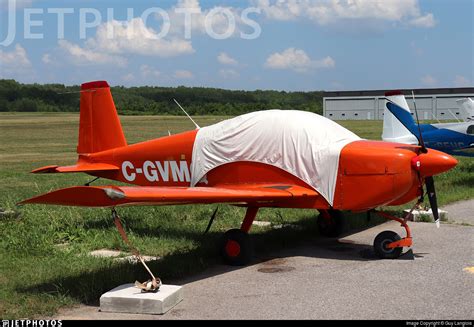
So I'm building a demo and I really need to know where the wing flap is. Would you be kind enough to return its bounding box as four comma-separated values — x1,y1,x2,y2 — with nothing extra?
19,184,319,208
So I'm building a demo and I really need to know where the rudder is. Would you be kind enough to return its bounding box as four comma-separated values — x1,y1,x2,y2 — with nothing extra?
78,81,127,154
456,98,474,121
382,90,418,144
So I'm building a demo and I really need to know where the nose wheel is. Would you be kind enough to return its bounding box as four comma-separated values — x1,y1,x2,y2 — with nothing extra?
373,211,414,259
373,231,403,259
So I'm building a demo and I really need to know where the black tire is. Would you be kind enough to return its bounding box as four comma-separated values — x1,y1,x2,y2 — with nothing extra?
220,229,253,266
373,231,403,259
317,210,345,237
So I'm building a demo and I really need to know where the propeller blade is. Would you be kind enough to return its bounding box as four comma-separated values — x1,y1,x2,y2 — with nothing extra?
411,91,428,153
425,176,440,228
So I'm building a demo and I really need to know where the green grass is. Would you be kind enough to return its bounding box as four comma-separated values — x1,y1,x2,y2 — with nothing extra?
0,112,472,318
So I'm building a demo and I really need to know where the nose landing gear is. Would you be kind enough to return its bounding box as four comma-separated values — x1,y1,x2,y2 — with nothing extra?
373,210,414,259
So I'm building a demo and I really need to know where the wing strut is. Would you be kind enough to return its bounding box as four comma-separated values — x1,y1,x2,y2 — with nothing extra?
204,207,219,234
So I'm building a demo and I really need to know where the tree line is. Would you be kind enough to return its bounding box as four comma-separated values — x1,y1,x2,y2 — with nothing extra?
0,79,324,116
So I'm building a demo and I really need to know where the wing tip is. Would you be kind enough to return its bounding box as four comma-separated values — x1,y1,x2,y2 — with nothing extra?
18,186,119,207
31,165,59,174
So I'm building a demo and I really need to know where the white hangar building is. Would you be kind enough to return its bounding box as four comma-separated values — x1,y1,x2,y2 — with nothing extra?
323,87,474,121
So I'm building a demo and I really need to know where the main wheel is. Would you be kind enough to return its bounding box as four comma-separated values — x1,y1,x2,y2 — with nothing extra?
317,209,345,237
373,231,403,259
220,229,253,266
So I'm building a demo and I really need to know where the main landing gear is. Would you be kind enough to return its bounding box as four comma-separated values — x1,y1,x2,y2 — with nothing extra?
220,207,258,266
372,211,413,259
317,209,345,237
217,206,414,264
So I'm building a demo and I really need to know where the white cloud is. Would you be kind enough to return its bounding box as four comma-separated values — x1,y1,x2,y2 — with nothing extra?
254,0,436,28
55,16,195,69
58,40,127,67
219,69,240,79
140,65,161,78
454,75,471,87
42,53,52,64
265,48,335,73
218,52,238,66
409,13,436,28
421,75,437,87
86,18,195,58
168,0,252,38
174,70,194,79
0,44,34,79
0,44,31,66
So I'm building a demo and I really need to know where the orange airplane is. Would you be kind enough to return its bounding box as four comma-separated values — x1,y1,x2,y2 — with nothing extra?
20,82,458,266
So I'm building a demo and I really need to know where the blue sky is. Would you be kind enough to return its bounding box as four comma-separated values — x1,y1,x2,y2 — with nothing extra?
0,0,472,91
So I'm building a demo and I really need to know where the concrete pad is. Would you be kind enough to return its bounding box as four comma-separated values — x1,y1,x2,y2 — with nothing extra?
0,208,20,219
55,243,69,249
116,255,161,263
403,208,447,222
272,223,304,230
90,249,125,258
252,221,272,227
89,249,161,263
100,284,183,315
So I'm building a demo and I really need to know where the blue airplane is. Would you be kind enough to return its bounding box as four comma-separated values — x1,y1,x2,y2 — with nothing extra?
382,91,474,157
456,98,474,121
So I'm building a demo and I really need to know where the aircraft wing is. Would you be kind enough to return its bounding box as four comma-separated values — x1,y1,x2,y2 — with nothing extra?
19,184,319,208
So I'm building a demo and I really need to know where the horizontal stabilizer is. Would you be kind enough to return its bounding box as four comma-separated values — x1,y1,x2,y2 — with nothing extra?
19,184,319,208
32,163,119,174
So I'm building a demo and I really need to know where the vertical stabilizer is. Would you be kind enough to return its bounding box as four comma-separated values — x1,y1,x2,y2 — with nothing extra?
456,98,474,121
78,81,127,154
382,91,418,145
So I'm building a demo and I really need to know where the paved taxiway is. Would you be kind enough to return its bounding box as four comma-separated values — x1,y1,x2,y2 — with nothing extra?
54,203,474,320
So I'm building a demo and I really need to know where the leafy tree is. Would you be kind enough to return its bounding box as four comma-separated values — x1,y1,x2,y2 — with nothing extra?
0,79,324,116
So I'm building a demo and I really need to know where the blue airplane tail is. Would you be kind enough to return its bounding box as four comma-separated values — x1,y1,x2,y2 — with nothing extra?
386,102,420,136
384,91,474,156
384,91,423,144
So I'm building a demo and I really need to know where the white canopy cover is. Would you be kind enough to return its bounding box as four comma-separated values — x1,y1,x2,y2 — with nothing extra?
190,110,361,206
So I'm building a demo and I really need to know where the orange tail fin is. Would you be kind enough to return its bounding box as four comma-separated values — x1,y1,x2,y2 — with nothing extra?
78,81,127,154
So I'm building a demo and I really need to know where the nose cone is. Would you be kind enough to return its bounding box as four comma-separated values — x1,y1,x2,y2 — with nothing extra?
414,149,458,177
